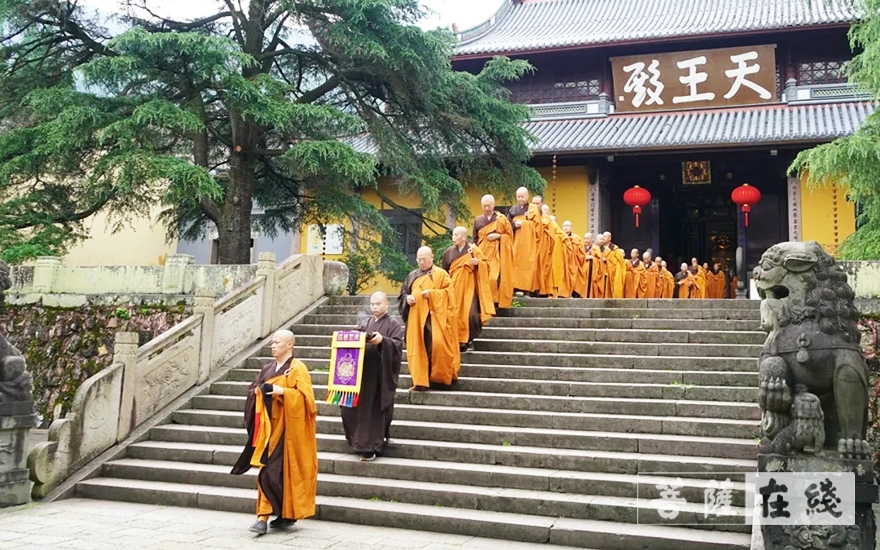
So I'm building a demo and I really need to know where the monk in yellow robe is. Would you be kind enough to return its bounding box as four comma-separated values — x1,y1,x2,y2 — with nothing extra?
704,262,717,298
643,251,659,298
674,262,694,298
660,261,675,299
233,330,317,535
689,258,707,299
543,206,567,298
560,221,580,298
623,249,638,298
585,233,604,298
711,263,727,299
442,227,496,351
508,187,539,294
600,232,626,298
530,196,555,297
398,246,460,390
474,194,515,308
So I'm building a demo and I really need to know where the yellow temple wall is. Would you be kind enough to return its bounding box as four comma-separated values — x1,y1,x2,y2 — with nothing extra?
799,178,856,256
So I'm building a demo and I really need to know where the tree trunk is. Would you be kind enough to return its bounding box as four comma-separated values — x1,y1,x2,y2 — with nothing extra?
217,111,258,264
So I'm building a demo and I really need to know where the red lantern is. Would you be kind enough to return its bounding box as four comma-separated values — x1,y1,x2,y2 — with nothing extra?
623,185,651,228
731,183,762,227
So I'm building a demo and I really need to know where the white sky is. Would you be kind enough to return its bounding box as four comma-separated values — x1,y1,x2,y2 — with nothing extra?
79,0,502,32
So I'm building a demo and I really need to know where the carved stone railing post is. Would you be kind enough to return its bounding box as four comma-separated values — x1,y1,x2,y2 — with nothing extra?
113,332,140,442
193,288,215,384
31,257,62,294
161,254,194,294
256,252,276,338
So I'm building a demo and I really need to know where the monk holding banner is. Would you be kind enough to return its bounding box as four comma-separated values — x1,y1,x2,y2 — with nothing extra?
232,330,317,535
474,194,514,308
398,246,460,391
531,196,555,297
443,227,496,352
508,187,539,295
338,292,403,462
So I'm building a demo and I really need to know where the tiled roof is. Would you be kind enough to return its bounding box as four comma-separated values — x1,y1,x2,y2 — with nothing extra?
455,0,856,57
526,102,875,153
343,102,875,155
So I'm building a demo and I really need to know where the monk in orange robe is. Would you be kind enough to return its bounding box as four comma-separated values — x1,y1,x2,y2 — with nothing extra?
704,262,717,298
658,259,675,298
543,206,567,298
561,221,582,298
689,258,707,299
643,252,659,298
585,233,604,298
530,196,555,297
728,269,739,298
233,330,317,534
674,262,694,298
623,248,638,298
474,194,514,308
398,246,460,390
508,187,539,295
443,227,496,352
600,232,626,298
711,263,727,299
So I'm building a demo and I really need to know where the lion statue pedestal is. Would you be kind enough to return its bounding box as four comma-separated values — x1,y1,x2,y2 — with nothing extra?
751,241,877,549
0,260,36,507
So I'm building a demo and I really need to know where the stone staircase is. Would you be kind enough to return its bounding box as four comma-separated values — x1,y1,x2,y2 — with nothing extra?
75,296,763,549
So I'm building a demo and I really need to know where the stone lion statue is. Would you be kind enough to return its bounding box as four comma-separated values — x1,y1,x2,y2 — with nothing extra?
754,241,869,459
0,260,31,403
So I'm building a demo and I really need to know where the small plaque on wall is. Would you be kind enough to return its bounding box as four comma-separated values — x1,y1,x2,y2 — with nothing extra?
683,160,712,185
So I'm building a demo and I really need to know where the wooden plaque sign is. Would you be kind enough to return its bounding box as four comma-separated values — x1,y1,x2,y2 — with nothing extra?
611,44,777,113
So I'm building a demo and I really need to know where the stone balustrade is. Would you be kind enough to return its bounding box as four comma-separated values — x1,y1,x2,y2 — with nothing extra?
25,253,345,499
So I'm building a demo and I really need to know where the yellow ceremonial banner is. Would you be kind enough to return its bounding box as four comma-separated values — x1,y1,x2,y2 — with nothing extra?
326,330,367,407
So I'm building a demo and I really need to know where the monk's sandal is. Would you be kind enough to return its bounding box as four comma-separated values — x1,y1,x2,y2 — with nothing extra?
249,520,268,535
270,517,296,529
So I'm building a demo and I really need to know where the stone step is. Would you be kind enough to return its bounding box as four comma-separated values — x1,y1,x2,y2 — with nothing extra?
497,308,760,320
75,478,751,550
238,360,758,387
327,294,759,310
95,459,749,532
154,418,757,460
193,390,760,420
215,375,757,402
174,405,760,439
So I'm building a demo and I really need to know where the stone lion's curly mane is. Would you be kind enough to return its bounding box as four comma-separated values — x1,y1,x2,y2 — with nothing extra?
793,244,860,344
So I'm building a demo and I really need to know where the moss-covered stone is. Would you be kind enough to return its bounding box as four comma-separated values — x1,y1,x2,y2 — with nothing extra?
0,303,190,426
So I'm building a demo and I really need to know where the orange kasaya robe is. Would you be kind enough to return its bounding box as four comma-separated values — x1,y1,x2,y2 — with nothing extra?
231,358,317,522
549,220,567,298
400,267,460,387
444,244,496,345
706,270,718,298
598,245,626,299
475,214,515,309
689,267,707,299
676,272,695,298
532,214,556,296
587,244,605,298
644,263,660,298
570,234,590,298
712,270,728,299
510,205,539,292
630,260,647,298
660,269,675,299
729,276,739,298
560,233,576,299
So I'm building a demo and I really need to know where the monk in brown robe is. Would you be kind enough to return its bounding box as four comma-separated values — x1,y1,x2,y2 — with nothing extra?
643,251,659,298
543,206,567,298
341,292,403,461
442,227,496,352
398,246,460,390
674,263,694,298
474,194,514,308
660,261,675,299
727,268,739,298
584,233,603,298
232,330,317,535
689,258,707,299
600,232,626,298
508,187,539,295
531,196,555,297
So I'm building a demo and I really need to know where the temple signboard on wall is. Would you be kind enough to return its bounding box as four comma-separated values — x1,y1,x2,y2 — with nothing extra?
611,44,777,113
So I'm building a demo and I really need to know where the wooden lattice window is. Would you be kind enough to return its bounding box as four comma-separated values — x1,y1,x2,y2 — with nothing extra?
798,60,847,85
508,75,601,104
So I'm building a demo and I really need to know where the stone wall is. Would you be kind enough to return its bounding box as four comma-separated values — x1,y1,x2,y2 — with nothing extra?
840,261,880,315
0,304,190,426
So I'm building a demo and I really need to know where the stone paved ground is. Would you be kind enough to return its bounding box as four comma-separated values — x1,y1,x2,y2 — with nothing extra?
0,498,579,550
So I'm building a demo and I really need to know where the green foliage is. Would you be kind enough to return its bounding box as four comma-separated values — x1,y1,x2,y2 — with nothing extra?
0,0,542,264
791,0,880,259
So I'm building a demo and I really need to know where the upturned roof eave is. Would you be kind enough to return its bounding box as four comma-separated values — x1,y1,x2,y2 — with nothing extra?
452,22,854,62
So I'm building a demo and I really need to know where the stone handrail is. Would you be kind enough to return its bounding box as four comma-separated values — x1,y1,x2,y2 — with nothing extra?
26,252,328,498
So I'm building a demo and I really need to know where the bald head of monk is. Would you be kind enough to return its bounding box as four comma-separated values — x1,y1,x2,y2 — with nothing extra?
416,246,434,272
515,187,529,207
562,221,572,235
584,232,593,246
595,233,605,246
452,226,468,248
370,291,389,319
603,231,613,243
630,248,639,260
270,329,295,362
532,195,544,211
541,204,550,214
661,260,668,270
481,194,496,217
680,262,689,273
654,257,663,267
642,251,652,262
